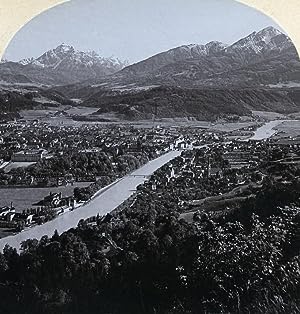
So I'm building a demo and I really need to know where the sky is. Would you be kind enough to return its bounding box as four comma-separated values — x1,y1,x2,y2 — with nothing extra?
4,0,284,64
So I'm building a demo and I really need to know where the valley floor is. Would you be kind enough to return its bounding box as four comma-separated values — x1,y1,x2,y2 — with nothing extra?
0,119,286,251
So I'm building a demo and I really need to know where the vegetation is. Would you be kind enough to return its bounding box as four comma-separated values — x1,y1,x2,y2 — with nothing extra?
83,86,300,121
0,151,150,190
0,168,300,313
0,88,72,115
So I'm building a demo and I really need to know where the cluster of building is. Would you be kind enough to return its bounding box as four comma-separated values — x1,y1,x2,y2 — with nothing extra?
0,121,225,183
0,121,225,159
5,119,292,234
0,192,77,230
137,137,300,216
0,206,34,230
11,149,48,162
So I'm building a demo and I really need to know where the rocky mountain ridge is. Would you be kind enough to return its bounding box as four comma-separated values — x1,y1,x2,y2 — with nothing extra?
0,44,128,85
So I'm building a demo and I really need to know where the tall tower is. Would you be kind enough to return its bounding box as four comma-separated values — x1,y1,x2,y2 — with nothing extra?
207,157,211,178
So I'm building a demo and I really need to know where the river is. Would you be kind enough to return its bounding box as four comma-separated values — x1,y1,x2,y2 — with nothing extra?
0,150,181,251
249,120,285,140
0,120,285,251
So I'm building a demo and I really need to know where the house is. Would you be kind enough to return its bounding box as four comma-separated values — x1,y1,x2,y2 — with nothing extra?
36,192,63,207
11,149,47,162
12,213,34,225
0,206,15,219
0,209,33,228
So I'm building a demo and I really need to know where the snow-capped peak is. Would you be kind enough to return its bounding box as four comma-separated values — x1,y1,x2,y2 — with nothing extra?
225,26,291,55
257,26,283,38
255,26,287,45
205,41,227,48
15,44,128,81
54,43,75,54
205,41,228,53
19,57,35,65
18,44,127,71
173,41,227,59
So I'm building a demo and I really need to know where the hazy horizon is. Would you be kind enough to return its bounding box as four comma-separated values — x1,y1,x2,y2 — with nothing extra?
4,0,285,64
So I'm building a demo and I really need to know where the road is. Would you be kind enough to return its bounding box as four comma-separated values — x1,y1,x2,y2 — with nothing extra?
0,150,181,251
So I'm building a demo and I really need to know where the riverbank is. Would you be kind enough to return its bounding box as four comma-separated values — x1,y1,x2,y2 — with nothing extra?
0,149,181,251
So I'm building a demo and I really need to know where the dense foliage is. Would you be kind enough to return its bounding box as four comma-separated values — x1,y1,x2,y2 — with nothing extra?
85,86,300,120
0,150,150,193
0,176,300,313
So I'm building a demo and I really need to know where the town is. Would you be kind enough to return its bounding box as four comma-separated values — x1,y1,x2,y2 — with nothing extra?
0,119,228,235
0,117,299,238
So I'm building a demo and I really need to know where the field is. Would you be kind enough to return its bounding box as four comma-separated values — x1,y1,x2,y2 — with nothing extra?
252,110,287,120
274,120,300,138
289,112,300,119
210,121,257,132
17,108,263,130
0,181,92,212
19,106,100,126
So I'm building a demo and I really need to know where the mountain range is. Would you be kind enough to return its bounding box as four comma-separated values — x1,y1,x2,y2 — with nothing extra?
113,26,300,88
0,26,299,88
0,26,300,120
0,44,128,85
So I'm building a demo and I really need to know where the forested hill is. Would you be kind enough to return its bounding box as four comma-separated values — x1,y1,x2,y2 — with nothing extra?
0,87,73,118
0,164,300,313
83,86,300,120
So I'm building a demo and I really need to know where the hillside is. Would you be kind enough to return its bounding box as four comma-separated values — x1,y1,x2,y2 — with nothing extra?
82,86,300,120
115,27,300,88
0,86,73,119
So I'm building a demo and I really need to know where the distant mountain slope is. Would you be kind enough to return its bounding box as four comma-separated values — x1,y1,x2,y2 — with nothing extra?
82,86,300,121
115,27,300,87
0,62,34,84
120,41,228,76
26,44,126,76
0,44,128,85
1,26,300,121
224,27,292,61
1,27,299,88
